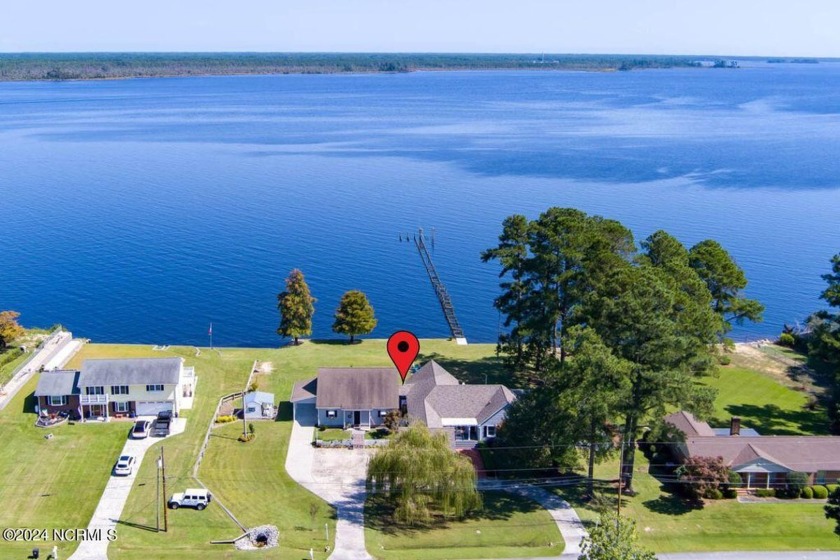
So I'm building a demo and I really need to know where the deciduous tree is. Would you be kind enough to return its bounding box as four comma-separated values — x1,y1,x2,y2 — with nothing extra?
332,290,377,343
366,423,481,525
0,311,24,350
277,269,316,345
579,512,657,560
675,455,730,500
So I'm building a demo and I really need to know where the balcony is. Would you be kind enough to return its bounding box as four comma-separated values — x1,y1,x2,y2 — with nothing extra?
80,394,109,405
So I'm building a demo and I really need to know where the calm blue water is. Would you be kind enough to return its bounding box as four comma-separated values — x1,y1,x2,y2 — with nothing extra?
2,65,839,347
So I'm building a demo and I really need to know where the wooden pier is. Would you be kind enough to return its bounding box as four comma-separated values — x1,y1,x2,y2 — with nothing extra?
414,229,467,344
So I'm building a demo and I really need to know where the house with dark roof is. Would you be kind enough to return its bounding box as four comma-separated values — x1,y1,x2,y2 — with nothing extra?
290,360,516,444
34,370,82,417
34,357,197,420
665,411,840,489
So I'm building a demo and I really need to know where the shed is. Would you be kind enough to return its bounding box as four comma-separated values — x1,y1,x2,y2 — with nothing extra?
244,391,275,419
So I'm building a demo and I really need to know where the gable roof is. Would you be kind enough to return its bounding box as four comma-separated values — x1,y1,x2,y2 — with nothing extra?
400,360,516,427
79,358,183,386
245,391,274,406
290,377,317,402
664,411,716,437
685,435,840,473
315,367,399,410
34,370,80,397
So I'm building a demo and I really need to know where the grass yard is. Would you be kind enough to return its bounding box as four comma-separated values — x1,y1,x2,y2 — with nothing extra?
0,348,30,385
0,376,128,558
558,451,840,553
702,363,828,435
59,339,504,559
315,428,351,441
365,491,563,560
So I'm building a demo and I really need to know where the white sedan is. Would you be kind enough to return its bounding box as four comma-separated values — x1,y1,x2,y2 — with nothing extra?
113,455,136,476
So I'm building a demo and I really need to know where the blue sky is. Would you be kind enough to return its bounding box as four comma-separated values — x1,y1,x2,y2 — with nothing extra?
2,1,838,56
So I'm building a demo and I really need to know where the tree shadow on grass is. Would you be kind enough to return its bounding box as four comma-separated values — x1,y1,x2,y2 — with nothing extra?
641,493,703,516
309,339,354,346
416,353,512,386
365,490,537,536
721,403,828,435
115,519,158,533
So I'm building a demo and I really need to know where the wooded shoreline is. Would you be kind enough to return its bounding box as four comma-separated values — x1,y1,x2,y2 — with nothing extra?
0,52,728,81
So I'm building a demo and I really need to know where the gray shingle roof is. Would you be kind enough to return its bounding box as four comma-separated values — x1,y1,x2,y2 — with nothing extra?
290,378,317,402
34,370,80,397
315,368,399,410
79,358,183,386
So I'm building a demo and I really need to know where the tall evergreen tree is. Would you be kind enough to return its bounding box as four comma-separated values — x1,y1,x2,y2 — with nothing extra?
807,253,840,430
688,239,764,338
332,290,377,343
583,264,718,492
277,269,316,345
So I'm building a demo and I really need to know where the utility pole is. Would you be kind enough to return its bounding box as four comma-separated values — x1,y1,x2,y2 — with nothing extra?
161,447,168,532
156,454,161,532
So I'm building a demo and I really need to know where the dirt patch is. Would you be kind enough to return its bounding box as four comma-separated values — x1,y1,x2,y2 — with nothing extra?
732,342,823,395
259,362,273,374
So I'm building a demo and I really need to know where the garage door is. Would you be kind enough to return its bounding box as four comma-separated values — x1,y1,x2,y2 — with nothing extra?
136,401,173,416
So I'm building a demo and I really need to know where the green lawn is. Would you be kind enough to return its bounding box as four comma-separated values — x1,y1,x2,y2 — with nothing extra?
0,348,30,385
64,339,504,559
702,364,828,435
315,428,351,442
365,491,563,560
0,376,128,558
558,451,840,553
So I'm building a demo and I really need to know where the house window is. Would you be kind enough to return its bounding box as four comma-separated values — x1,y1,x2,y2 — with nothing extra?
379,410,388,417
485,425,497,438
48,396,67,406
145,384,164,392
114,402,129,413
85,386,104,395
111,385,129,395
326,410,337,418
247,407,256,413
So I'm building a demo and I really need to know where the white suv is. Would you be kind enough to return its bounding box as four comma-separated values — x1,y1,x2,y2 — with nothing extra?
168,488,212,510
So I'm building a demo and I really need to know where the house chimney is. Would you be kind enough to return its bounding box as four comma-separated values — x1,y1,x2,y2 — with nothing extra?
730,416,741,436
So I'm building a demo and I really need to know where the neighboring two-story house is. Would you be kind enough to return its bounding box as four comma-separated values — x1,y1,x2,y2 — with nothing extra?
34,357,196,420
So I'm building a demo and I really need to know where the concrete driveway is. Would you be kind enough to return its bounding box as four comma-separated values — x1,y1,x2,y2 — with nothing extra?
286,404,373,560
68,417,186,560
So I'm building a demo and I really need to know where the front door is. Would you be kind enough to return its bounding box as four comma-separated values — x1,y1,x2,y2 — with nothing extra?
353,411,361,426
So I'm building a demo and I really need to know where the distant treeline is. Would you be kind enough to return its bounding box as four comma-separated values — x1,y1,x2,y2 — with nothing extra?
0,52,711,81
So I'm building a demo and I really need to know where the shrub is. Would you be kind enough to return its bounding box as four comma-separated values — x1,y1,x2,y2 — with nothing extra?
723,488,738,499
812,485,829,499
728,470,743,488
786,472,809,495
718,355,731,366
238,433,254,442
248,422,255,435
318,425,326,431
827,483,839,494
216,414,236,423
778,333,795,347
755,488,776,498
247,381,259,393
801,486,814,499
676,455,730,500
705,488,724,500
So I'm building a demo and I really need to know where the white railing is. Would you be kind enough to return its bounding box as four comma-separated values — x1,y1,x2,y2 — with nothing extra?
80,394,108,405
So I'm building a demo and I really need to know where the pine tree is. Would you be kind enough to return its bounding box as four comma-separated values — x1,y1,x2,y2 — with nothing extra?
277,269,316,345
332,290,377,343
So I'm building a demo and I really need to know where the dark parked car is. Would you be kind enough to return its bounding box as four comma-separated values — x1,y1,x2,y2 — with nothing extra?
152,410,173,437
131,420,151,439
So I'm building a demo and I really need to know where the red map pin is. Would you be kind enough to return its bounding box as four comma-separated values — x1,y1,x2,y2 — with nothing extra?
387,331,420,384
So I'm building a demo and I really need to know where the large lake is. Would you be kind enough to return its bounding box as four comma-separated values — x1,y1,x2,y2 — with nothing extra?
2,65,839,347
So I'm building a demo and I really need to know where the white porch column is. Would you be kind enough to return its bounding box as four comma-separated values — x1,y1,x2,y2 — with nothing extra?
766,473,770,489
746,473,751,489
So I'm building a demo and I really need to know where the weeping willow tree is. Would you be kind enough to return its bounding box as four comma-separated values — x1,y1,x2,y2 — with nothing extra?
366,423,482,525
